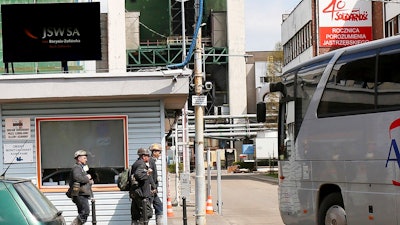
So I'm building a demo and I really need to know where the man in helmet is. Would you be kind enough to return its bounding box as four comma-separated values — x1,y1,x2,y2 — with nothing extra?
68,150,93,225
148,143,163,225
130,148,153,225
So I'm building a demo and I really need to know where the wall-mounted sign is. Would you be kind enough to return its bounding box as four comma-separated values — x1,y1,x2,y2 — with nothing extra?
3,143,34,164
319,0,372,47
1,2,101,62
192,95,207,106
5,118,31,140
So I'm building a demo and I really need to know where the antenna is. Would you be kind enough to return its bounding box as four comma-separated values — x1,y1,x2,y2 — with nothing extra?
1,140,29,178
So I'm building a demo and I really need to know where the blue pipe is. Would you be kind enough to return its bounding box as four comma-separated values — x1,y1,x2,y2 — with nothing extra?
167,0,204,69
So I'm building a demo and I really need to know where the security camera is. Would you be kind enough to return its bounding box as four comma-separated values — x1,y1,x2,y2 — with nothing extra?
204,81,213,90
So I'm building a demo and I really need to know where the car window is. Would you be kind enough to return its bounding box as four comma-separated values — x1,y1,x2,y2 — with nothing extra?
42,167,121,185
0,182,29,225
14,181,60,221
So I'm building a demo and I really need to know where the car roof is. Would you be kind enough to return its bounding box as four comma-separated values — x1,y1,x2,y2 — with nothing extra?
0,176,31,184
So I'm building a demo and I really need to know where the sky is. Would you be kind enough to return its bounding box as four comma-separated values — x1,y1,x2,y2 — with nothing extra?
245,0,301,51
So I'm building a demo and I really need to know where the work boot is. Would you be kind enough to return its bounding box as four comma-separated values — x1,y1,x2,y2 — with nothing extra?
70,217,82,225
131,220,139,225
156,215,163,225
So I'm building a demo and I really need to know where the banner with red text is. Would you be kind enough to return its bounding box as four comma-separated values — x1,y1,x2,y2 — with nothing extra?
319,0,372,47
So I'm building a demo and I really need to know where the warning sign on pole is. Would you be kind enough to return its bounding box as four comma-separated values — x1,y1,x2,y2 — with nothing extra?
192,95,207,106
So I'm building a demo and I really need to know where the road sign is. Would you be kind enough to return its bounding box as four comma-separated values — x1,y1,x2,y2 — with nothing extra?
180,172,191,200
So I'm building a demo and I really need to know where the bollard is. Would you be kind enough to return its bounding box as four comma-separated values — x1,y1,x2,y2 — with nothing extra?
182,197,187,225
91,198,97,225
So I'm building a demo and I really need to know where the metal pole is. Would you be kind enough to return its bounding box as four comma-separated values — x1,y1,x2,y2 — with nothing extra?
183,105,190,173
174,123,180,206
216,151,222,215
90,187,97,225
182,197,188,225
181,0,187,61
180,0,191,174
207,148,211,197
194,22,206,225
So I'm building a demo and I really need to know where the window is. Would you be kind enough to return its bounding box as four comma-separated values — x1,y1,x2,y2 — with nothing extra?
386,19,395,37
297,60,328,118
377,45,400,110
318,50,377,117
14,181,59,220
36,116,128,188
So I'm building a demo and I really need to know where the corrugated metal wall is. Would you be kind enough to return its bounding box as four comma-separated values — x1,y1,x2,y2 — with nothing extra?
0,100,164,225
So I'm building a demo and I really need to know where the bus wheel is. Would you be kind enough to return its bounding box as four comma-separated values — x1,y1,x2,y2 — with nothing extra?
318,192,347,225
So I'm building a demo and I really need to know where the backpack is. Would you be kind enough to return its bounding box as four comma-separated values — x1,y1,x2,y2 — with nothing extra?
117,168,132,191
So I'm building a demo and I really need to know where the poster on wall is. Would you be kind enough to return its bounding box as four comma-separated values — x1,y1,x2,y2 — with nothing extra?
5,118,31,140
319,0,372,47
3,143,34,164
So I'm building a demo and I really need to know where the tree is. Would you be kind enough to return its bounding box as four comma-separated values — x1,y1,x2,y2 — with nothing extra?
267,42,284,79
264,42,283,128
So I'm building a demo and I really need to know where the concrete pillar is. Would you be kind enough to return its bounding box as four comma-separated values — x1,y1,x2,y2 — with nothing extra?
227,0,247,115
107,0,126,73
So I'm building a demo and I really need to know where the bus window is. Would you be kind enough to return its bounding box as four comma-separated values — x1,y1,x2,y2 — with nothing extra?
296,60,327,119
377,46,400,110
318,50,377,117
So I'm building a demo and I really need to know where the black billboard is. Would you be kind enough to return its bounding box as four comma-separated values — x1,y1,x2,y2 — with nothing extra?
1,2,101,62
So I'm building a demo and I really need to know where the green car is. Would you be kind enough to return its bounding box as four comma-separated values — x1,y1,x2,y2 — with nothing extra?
0,177,66,225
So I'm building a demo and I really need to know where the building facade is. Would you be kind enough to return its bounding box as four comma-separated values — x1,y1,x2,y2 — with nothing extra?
281,0,390,72
0,1,190,224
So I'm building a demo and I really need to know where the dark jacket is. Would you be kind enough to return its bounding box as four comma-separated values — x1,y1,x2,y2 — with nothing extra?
69,163,92,196
149,157,158,189
131,158,152,198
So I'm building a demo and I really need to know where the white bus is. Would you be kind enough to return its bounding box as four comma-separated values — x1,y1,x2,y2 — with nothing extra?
258,35,400,225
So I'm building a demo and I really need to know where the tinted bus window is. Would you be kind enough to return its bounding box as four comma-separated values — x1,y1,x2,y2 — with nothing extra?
297,60,328,118
377,45,400,110
318,50,377,116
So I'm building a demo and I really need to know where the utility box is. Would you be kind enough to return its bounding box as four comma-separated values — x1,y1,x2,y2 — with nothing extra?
255,130,278,159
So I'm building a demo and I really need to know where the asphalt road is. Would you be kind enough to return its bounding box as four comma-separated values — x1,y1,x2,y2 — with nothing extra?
167,172,285,225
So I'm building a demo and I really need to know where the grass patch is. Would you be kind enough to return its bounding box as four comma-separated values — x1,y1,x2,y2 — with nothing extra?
265,173,278,179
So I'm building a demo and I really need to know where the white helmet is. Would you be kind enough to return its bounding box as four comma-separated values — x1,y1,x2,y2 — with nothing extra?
74,150,87,159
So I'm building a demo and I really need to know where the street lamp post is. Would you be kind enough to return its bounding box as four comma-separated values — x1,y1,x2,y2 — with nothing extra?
194,24,206,225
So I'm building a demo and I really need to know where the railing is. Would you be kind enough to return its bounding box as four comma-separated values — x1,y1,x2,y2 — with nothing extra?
174,114,277,141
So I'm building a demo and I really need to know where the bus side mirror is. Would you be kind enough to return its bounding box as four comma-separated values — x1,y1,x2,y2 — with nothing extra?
256,102,266,122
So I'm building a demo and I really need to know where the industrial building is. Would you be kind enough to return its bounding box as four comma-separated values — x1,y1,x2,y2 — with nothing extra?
280,0,400,71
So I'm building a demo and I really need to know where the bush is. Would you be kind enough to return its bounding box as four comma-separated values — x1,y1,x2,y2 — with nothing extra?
168,163,183,173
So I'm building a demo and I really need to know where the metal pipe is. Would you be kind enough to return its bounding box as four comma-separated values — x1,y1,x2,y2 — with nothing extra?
204,127,270,132
204,124,268,128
